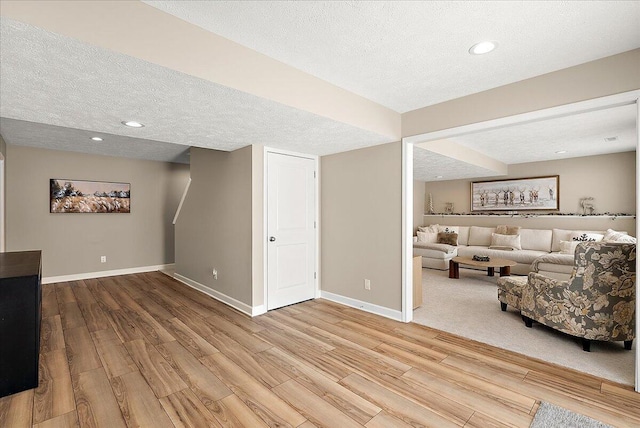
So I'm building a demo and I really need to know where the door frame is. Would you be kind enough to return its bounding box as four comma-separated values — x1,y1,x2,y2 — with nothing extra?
263,147,320,312
0,153,4,252
401,89,640,390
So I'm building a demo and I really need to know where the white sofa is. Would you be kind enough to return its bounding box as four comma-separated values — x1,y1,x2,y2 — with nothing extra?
413,226,632,280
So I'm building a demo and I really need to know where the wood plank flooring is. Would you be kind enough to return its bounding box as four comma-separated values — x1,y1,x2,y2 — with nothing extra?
1,271,639,427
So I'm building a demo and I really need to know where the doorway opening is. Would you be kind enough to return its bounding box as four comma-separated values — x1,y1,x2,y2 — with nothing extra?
402,90,640,390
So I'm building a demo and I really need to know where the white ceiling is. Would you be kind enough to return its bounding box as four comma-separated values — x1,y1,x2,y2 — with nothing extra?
0,18,389,158
413,104,638,182
144,0,640,113
0,1,639,168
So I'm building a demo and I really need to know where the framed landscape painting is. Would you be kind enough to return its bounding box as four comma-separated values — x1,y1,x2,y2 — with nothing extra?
50,179,130,213
471,175,559,212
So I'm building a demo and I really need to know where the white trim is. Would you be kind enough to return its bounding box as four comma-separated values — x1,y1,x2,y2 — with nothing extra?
0,155,5,252
172,177,191,225
401,141,413,322
402,89,640,392
320,291,403,322
263,146,320,311
42,263,175,284
404,90,640,145
252,304,267,317
424,214,635,219
173,273,259,316
634,99,640,392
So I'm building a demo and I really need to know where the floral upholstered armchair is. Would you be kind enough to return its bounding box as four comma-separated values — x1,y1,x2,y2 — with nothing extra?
521,242,635,352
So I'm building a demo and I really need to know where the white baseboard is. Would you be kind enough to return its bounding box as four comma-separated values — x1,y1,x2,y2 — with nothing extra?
173,273,262,317
42,263,175,284
251,304,267,317
320,290,403,322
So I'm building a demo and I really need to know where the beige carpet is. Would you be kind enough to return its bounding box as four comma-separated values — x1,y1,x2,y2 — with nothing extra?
413,267,635,386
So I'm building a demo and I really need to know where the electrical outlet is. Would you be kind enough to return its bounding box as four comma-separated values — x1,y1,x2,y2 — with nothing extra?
364,279,371,290
212,269,218,280
100,256,106,263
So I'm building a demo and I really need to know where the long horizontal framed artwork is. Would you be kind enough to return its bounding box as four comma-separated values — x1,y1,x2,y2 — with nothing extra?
471,175,559,212
50,179,130,213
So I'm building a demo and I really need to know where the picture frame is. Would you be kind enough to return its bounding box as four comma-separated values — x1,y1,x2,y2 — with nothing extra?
471,175,559,212
50,179,131,213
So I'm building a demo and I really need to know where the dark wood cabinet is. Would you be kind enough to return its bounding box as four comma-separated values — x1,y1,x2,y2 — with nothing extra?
0,250,42,398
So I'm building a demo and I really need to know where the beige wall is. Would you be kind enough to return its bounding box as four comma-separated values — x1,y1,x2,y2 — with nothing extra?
422,152,636,235
413,180,425,234
321,142,402,311
175,146,255,306
5,144,189,277
403,49,640,137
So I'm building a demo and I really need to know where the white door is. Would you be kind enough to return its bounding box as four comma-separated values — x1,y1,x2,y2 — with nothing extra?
267,152,316,310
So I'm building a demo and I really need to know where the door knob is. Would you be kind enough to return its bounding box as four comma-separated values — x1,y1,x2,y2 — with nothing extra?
269,236,276,242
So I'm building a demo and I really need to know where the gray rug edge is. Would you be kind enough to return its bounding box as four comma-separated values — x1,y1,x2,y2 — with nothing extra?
530,402,612,428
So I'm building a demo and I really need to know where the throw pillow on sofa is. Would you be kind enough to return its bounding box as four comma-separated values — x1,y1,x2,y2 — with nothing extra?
437,232,458,246
558,240,580,254
489,233,522,250
418,224,439,233
438,225,459,234
603,229,637,243
417,231,438,243
571,232,604,242
496,225,521,235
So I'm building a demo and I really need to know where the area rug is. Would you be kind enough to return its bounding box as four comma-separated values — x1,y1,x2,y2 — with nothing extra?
413,268,634,385
530,402,612,428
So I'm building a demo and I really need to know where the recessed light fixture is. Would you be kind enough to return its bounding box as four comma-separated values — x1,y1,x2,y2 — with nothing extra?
469,41,498,55
435,175,443,179
555,150,567,154
90,137,103,142
121,120,145,128
604,136,619,142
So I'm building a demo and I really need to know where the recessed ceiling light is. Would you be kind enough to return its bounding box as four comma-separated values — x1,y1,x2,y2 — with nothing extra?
90,137,103,142
604,136,619,142
555,150,567,154
435,175,443,179
469,41,498,55
121,120,144,128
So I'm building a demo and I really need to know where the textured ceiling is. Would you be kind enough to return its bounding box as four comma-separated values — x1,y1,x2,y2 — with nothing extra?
0,18,390,159
144,1,640,113
0,2,638,171
413,147,500,182
451,104,637,164
414,104,637,182
0,118,191,164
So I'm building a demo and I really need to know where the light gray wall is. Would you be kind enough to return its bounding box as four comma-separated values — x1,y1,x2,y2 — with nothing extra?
413,180,425,234
175,146,254,306
425,152,636,214
5,144,189,277
403,49,640,137
321,141,402,311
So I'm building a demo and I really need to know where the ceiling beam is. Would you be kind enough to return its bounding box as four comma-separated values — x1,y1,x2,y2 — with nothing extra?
0,0,400,140
416,139,508,175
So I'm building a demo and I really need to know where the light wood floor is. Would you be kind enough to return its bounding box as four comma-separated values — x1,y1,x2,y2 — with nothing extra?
1,272,638,427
